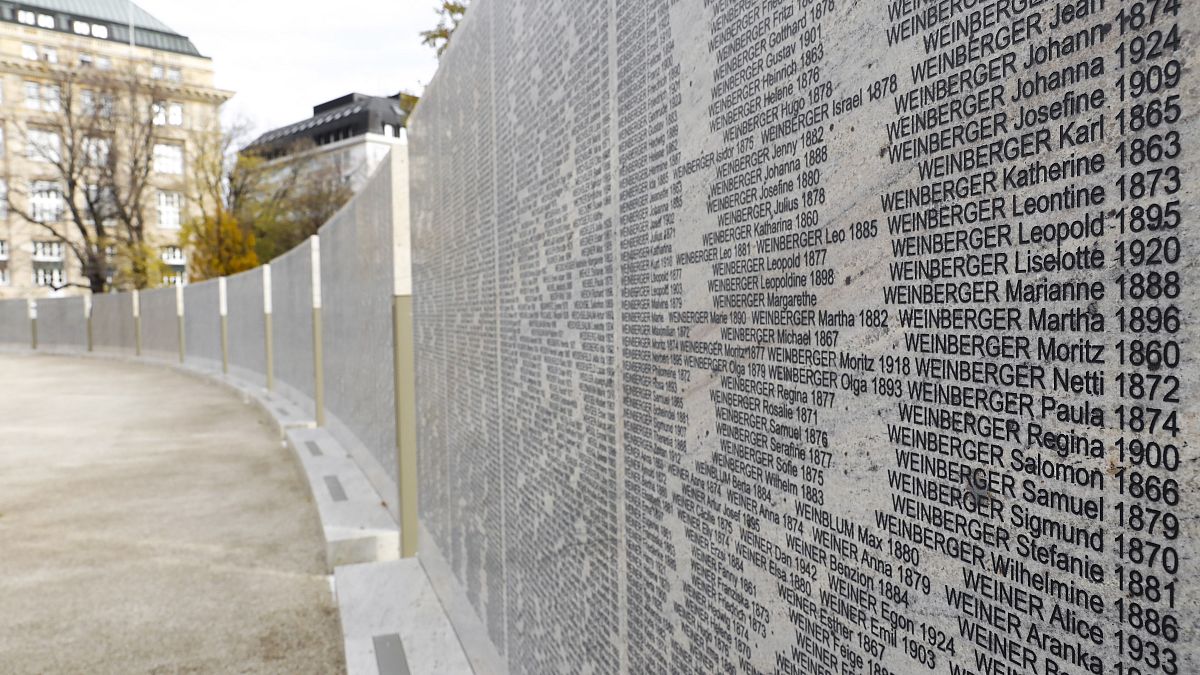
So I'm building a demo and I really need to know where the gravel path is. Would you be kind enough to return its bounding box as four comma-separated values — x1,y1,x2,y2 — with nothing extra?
0,353,344,674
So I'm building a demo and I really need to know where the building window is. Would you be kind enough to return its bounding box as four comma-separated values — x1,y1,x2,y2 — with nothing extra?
34,265,63,288
84,136,109,166
103,245,115,284
97,55,111,70
81,90,113,118
30,182,63,223
42,84,59,111
25,82,59,112
0,265,8,286
153,143,183,174
0,179,9,219
162,242,186,285
27,129,60,163
154,102,184,126
157,191,182,229
0,240,8,260
161,245,185,265
167,67,181,83
21,44,37,60
36,14,54,29
150,64,163,80
41,47,56,64
79,53,93,67
32,239,63,261
32,239,65,288
69,20,108,39
84,184,113,223
17,10,34,25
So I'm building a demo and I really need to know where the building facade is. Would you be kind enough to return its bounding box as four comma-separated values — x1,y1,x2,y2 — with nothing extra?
243,92,408,194
0,0,232,299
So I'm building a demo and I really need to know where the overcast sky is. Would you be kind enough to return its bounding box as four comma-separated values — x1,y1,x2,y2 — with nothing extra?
136,0,444,135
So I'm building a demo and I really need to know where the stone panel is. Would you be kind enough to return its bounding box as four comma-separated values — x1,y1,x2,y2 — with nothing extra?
140,287,179,359
184,279,222,370
226,267,267,384
412,2,506,659
411,1,1200,673
319,152,399,503
0,298,29,346
270,238,315,409
91,293,135,354
36,296,86,351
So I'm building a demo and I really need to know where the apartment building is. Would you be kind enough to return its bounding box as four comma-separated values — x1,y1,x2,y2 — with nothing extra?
0,0,232,298
243,92,409,194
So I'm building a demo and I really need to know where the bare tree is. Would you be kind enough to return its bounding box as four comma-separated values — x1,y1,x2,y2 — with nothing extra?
7,63,174,292
237,138,355,263
184,118,356,267
178,115,260,281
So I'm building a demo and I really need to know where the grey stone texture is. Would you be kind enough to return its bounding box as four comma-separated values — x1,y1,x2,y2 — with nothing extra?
0,298,29,346
184,279,222,369
283,427,400,570
336,559,472,675
225,266,268,385
139,287,179,359
319,150,402,505
270,239,315,409
35,296,86,351
409,0,1200,673
91,292,136,354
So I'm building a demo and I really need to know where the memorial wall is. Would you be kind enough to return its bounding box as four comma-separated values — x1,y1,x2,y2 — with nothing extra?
318,153,403,512
36,296,86,351
225,267,268,384
183,279,222,369
139,287,179,359
0,297,29,346
91,292,136,354
410,0,1200,673
269,238,316,409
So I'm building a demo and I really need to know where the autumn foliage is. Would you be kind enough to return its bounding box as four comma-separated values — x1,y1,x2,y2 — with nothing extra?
181,210,259,281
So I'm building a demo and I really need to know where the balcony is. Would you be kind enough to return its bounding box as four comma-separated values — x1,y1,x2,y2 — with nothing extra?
31,247,63,263
160,242,186,266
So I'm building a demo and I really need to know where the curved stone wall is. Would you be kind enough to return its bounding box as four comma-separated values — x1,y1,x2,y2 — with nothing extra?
225,266,267,385
269,238,316,410
319,155,402,512
139,287,179,360
36,296,87,352
91,293,136,354
184,278,222,370
406,1,1200,673
0,298,29,347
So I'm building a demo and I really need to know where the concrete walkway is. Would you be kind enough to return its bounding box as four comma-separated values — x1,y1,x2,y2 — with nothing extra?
0,354,344,674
